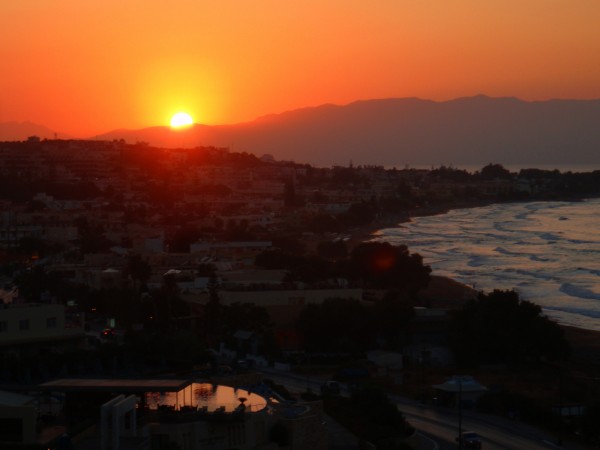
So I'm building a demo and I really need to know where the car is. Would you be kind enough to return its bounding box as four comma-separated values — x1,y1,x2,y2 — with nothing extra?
456,431,482,449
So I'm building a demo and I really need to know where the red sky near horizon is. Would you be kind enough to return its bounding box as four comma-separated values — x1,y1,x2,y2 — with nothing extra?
2,0,600,137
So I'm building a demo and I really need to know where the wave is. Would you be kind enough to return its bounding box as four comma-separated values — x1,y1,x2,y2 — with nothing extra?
376,198,600,330
515,212,530,220
467,256,487,267
559,283,600,301
537,232,563,242
567,238,600,245
530,255,551,262
512,269,556,281
494,246,522,256
543,305,600,319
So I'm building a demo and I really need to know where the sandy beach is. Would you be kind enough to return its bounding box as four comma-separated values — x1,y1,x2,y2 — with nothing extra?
345,207,600,364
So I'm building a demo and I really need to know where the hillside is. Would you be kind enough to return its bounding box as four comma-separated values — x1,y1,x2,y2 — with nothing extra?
71,96,600,167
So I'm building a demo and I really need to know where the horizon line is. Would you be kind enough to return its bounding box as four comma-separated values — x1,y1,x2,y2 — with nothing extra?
3,93,600,139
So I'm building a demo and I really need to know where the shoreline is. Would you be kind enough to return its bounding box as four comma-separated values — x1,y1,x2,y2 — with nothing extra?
345,197,600,341
345,199,497,249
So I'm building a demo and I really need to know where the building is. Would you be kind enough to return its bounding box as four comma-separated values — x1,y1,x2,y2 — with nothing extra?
36,377,327,450
0,303,85,356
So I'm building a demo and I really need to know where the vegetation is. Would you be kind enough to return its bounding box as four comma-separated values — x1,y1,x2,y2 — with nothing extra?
450,289,570,366
348,242,431,296
323,384,414,449
3,140,600,446
296,293,414,353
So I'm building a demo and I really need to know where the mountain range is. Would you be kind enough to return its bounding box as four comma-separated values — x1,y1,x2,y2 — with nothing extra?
4,96,600,167
0,121,70,141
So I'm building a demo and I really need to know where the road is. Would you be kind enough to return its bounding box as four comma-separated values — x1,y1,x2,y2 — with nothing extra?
259,368,589,450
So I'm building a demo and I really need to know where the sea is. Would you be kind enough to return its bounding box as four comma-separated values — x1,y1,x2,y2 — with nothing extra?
373,198,600,331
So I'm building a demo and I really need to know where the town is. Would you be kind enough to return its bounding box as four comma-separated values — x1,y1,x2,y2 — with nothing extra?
1,138,600,449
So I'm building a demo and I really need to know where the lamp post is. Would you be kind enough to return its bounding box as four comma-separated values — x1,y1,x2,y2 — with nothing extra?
457,376,463,449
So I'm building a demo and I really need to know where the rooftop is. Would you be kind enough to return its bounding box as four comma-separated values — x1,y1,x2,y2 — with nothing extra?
38,378,193,393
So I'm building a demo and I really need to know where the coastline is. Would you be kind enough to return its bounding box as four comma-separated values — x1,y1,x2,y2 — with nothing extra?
345,198,600,349
345,200,495,249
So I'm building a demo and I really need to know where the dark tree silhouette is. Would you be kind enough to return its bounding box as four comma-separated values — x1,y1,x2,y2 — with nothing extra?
373,290,415,349
202,271,223,344
317,240,348,260
479,163,512,179
340,203,377,227
451,289,570,366
123,254,152,292
296,298,376,353
348,242,431,296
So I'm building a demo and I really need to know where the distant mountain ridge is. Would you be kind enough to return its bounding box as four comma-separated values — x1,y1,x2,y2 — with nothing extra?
7,96,600,167
93,96,600,167
0,121,68,141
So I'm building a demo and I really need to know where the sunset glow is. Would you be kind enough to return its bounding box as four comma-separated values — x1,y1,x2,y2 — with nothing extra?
2,1,600,137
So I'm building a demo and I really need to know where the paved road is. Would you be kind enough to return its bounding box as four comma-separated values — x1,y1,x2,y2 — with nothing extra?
259,368,591,450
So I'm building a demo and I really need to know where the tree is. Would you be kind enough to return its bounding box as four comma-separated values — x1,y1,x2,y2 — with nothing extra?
295,298,376,353
479,163,512,179
151,273,190,333
221,302,272,336
348,242,431,296
284,181,303,207
307,213,342,233
373,291,415,349
451,290,570,366
169,224,202,252
340,203,377,227
75,217,114,254
285,255,338,284
202,272,223,344
123,254,151,292
324,384,414,449
271,235,306,255
317,240,348,260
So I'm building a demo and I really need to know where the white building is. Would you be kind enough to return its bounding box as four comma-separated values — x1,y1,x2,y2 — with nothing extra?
0,303,84,355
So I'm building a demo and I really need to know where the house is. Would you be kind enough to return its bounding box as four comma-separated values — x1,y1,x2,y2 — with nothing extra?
0,303,85,357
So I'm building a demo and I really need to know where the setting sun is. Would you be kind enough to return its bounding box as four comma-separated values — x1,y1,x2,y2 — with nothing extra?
170,112,194,128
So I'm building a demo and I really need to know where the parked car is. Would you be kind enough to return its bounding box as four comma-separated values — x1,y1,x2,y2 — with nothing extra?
456,431,482,449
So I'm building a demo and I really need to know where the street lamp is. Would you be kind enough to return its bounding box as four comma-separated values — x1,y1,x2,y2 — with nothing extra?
458,376,463,449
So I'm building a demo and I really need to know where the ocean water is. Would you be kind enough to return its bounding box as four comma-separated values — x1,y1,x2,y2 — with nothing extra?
374,198,600,331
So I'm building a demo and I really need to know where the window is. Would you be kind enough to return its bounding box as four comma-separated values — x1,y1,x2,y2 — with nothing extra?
46,317,57,328
19,319,30,331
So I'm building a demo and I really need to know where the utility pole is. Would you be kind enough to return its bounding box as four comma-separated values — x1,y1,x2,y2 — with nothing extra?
557,366,563,447
457,377,463,449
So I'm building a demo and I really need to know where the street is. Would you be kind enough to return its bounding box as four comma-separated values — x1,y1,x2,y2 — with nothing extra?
259,368,589,450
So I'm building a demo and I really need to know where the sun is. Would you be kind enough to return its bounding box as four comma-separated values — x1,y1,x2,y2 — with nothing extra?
170,112,194,128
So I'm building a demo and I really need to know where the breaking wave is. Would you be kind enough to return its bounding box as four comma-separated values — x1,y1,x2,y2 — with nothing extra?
375,198,600,331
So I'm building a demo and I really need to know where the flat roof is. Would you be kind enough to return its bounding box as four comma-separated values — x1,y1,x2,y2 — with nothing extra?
38,378,193,393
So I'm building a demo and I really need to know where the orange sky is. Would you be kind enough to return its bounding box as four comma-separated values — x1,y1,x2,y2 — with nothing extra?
2,0,600,137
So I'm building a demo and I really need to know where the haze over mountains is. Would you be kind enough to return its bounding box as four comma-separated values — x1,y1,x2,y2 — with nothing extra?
4,96,600,167
0,121,70,141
